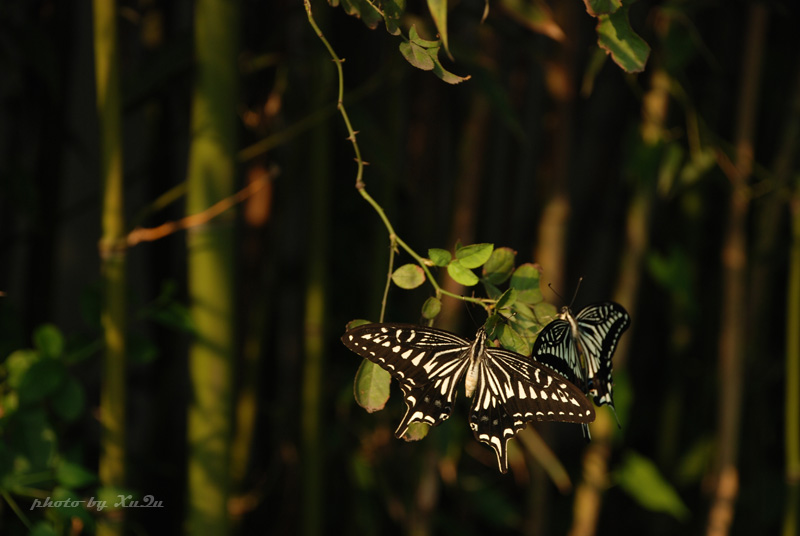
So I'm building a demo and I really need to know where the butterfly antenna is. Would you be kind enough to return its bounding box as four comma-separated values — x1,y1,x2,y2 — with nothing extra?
547,283,565,303
568,277,584,309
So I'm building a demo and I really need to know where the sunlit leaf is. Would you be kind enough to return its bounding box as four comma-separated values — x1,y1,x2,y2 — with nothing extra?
392,264,426,289
614,451,690,520
583,0,622,16
354,359,391,413
500,0,565,42
482,247,516,285
380,0,404,35
456,243,494,269
596,6,650,73
495,288,517,312
447,260,480,286
427,0,450,56
428,247,452,266
496,323,530,354
335,0,383,30
509,263,543,304
6,349,39,388
399,41,435,71
421,296,442,319
402,422,429,441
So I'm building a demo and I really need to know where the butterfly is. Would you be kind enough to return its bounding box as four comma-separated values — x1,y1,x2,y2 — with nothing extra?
531,302,630,440
342,322,595,473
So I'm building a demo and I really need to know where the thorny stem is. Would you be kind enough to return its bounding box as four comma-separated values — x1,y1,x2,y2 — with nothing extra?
304,0,493,313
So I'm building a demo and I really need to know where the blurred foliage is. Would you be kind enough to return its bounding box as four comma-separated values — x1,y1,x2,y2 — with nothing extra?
0,0,798,534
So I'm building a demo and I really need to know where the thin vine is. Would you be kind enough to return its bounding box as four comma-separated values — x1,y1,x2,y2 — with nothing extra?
303,0,493,314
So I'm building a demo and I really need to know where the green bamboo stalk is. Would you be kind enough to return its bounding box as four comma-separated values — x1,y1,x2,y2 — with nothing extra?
706,6,766,535
93,2,127,535
185,0,239,534
785,189,800,536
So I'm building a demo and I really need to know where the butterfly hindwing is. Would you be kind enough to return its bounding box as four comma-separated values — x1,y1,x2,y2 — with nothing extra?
469,347,595,472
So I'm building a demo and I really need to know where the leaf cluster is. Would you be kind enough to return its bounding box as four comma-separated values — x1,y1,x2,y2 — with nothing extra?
325,0,650,82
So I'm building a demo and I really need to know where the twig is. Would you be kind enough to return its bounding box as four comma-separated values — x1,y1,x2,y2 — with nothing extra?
125,176,269,247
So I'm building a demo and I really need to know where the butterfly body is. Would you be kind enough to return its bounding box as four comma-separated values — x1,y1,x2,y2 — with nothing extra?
532,302,630,438
343,323,595,473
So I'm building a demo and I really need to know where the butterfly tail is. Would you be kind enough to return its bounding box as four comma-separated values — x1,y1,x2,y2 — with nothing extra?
581,423,591,442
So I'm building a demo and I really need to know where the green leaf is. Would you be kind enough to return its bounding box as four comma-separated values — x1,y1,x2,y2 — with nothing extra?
614,451,690,521
336,0,383,30
33,324,64,358
56,460,96,488
495,288,517,311
51,377,86,423
533,301,558,323
5,349,39,388
392,264,426,289
455,243,494,269
18,359,66,404
447,260,479,286
428,248,452,267
499,0,565,41
408,24,441,48
399,41,435,71
509,263,543,304
380,0,404,35
402,422,429,441
596,6,650,73
427,0,450,56
421,297,442,319
495,324,530,355
583,0,622,16
482,247,516,284
353,360,391,413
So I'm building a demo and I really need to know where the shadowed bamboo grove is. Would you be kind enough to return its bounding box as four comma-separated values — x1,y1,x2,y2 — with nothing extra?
1,1,799,535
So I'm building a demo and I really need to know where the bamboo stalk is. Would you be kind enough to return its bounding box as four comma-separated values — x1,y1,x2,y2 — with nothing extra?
706,5,767,536
185,0,239,533
93,1,127,534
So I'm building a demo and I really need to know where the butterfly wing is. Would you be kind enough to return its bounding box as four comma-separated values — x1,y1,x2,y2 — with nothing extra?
469,347,595,473
574,302,630,407
342,323,471,437
530,319,584,386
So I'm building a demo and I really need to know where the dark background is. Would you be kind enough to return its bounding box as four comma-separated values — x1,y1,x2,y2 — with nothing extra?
1,0,798,534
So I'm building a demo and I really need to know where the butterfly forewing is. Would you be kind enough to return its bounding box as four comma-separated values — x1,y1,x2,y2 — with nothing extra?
343,322,596,473
342,323,472,436
574,303,630,406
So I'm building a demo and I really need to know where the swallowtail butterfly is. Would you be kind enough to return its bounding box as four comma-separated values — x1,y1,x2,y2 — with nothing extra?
531,302,630,439
342,323,595,473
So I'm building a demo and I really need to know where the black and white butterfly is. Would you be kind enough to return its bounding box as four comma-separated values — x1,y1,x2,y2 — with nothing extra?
342,322,595,473
531,302,630,440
